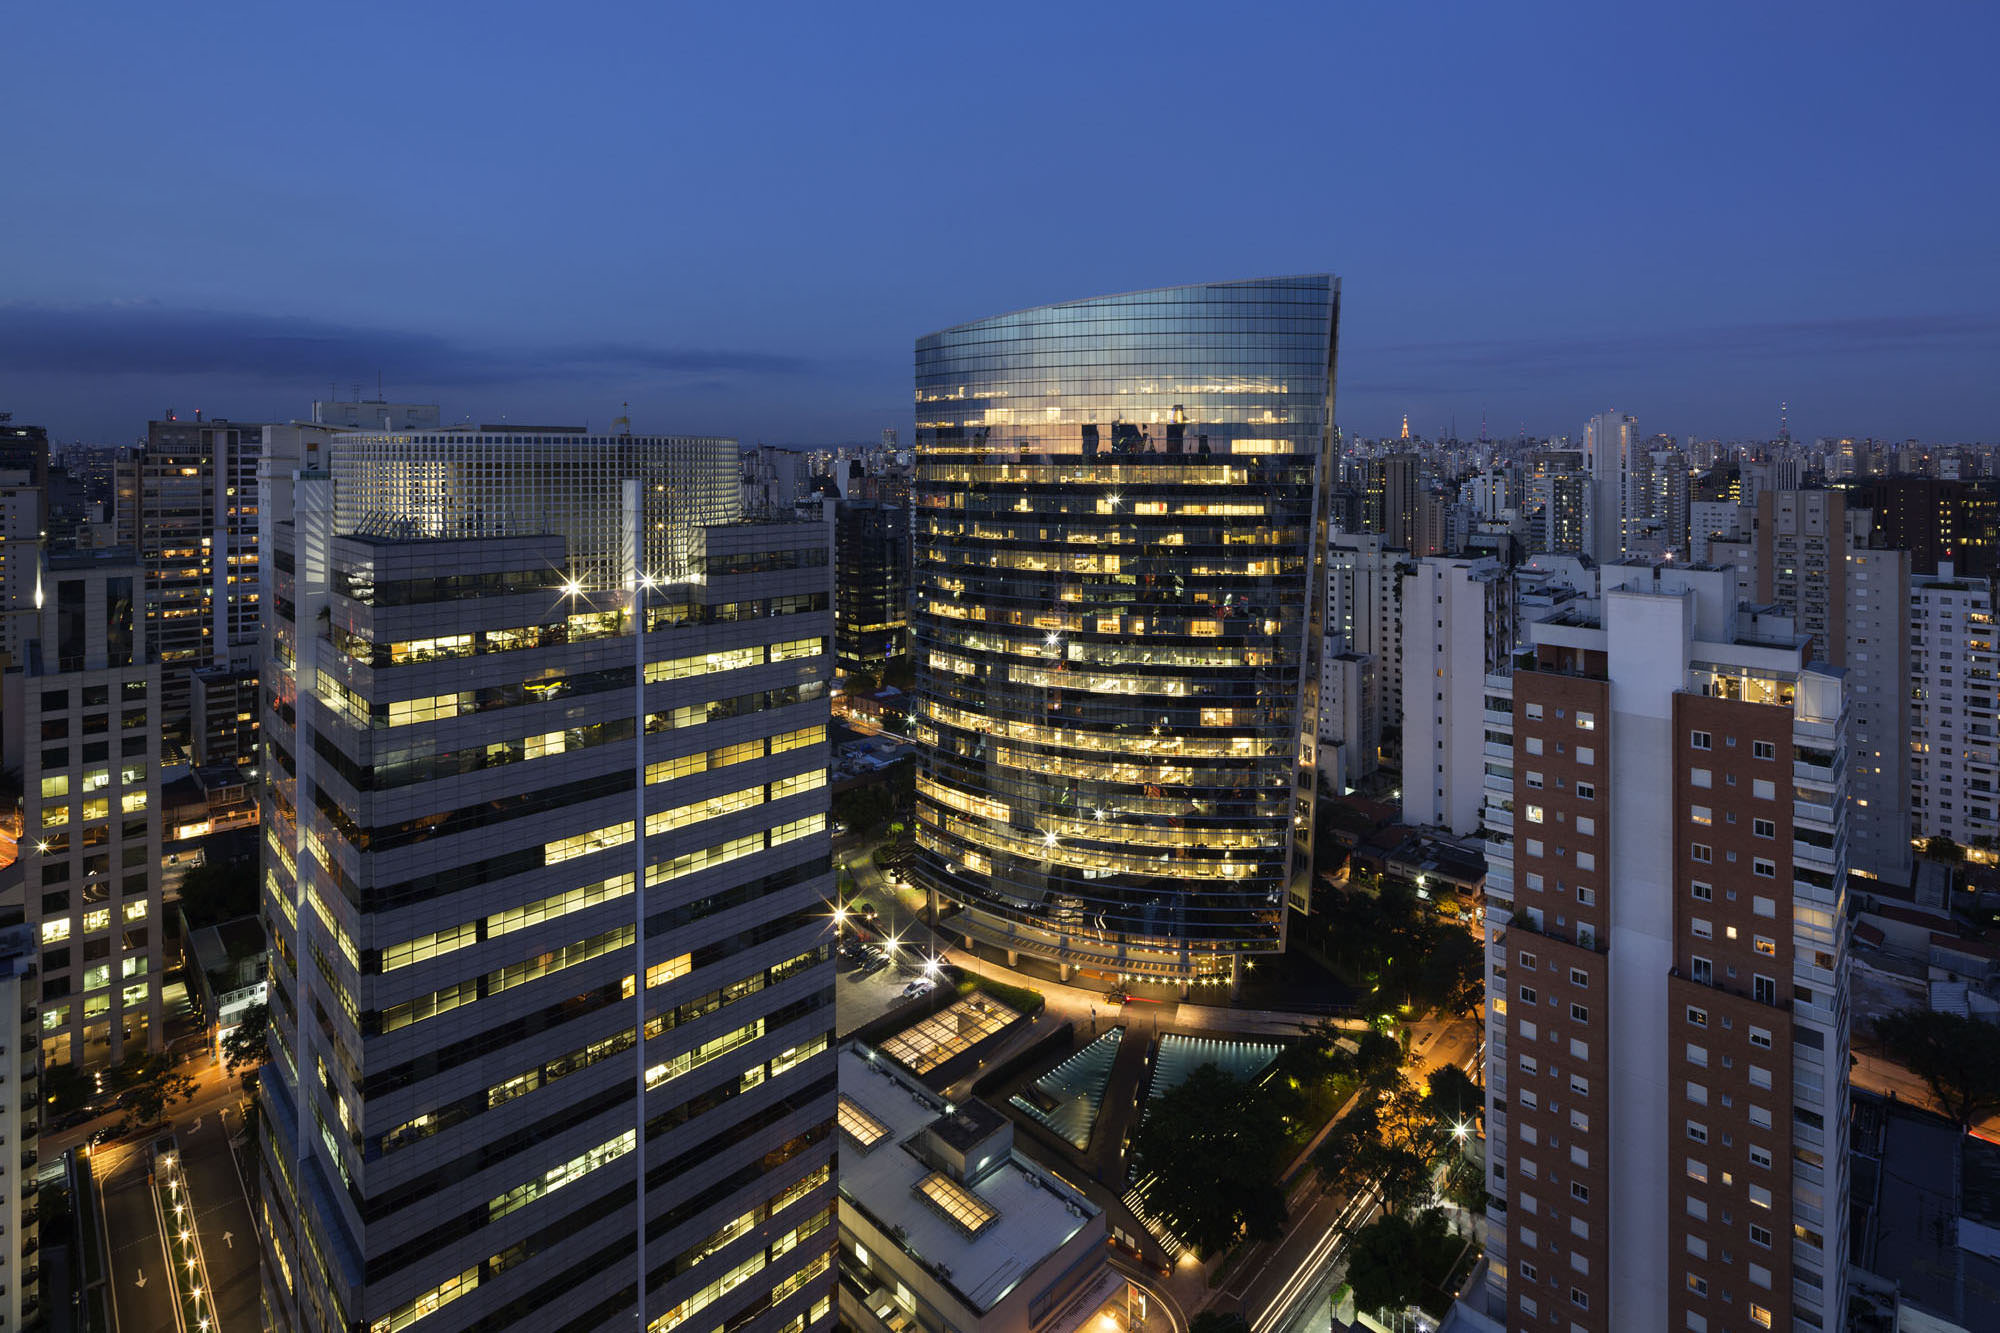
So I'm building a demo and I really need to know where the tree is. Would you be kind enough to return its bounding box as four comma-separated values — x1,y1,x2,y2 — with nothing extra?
111,1052,198,1127
1343,1208,1457,1319
1131,1064,1293,1256
1873,1008,2000,1128
223,1001,270,1073
1421,1063,1482,1131
42,1062,93,1116
1189,1314,1250,1333
1412,927,1484,1016
1922,835,1966,865
178,856,258,929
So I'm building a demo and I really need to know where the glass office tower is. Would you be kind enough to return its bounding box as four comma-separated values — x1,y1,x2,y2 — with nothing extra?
910,276,1339,988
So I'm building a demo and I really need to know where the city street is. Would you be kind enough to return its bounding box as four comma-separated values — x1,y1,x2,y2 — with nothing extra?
58,1052,261,1333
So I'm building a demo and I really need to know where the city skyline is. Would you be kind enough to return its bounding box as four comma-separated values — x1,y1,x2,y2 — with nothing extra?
5,6,1999,444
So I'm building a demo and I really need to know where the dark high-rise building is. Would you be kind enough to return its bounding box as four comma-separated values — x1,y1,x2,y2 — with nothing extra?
910,276,1338,988
1851,476,2000,579
117,417,268,735
257,426,837,1333
833,498,909,681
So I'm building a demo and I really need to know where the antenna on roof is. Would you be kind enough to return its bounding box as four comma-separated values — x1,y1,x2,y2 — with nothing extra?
613,402,632,437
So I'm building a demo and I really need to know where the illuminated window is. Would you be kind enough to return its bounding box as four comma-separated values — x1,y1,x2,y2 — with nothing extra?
916,1172,996,1236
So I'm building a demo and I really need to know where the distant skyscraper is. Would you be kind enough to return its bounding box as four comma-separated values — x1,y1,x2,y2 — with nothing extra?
910,276,1337,988
0,926,41,1326
117,416,270,737
1582,410,1638,561
257,426,837,1333
1380,451,1422,551
833,497,910,680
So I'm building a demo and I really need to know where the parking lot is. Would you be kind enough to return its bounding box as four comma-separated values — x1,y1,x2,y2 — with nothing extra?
835,937,942,1036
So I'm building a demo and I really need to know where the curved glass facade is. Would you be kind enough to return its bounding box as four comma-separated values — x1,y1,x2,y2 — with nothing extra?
911,276,1339,982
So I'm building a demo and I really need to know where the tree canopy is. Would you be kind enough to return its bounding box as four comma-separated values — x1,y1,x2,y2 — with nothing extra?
1344,1207,1461,1319
111,1052,197,1126
178,855,258,929
1874,1008,2000,1128
1297,878,1483,1017
1131,1063,1294,1257
223,1001,270,1073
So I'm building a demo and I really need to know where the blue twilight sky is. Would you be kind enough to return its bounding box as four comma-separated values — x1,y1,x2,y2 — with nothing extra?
2,1,1996,447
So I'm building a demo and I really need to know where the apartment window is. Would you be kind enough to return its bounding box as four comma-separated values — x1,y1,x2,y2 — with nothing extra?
1575,851,1596,871
1570,1288,1589,1310
1686,1275,1709,1297
1519,951,1538,968
1570,1003,1589,1023
1691,843,1712,864
1750,1223,1772,1248
1575,815,1595,836
1686,1043,1708,1066
1752,858,1776,878
1519,1054,1538,1075
1526,736,1544,756
1753,818,1775,839
1687,1195,1708,1221
1576,746,1594,766
1752,895,1776,918
1686,1081,1708,1106
1748,1026,1772,1050
1691,730,1712,750
1525,703,1544,720
1690,766,1712,788
1752,778,1776,800
1569,1073,1589,1096
1525,804,1545,824
1519,1261,1538,1283
1570,1108,1589,1131
1748,1145,1772,1169
1749,1304,1772,1329
1570,1182,1589,1203
1692,917,1713,939
1576,712,1595,731
1752,740,1775,760
1690,804,1714,826
1519,985,1538,1004
1691,880,1713,901
1753,974,1776,1004
1686,1005,1708,1027
1754,936,1776,957
1576,781,1594,801
1569,967,1589,988
1686,1158,1708,1183
1526,770,1544,789
1687,1121,1708,1143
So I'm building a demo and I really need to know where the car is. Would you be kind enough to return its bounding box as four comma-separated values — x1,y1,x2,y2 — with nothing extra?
832,821,850,835
48,1110,92,1133
902,978,936,998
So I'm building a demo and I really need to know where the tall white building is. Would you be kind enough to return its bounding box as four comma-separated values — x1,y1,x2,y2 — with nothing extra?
1326,531,1410,734
1401,555,1514,835
1909,561,1999,847
1582,411,1639,562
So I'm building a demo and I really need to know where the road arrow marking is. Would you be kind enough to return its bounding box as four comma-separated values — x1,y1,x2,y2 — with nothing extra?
134,1269,146,1289
222,1230,234,1249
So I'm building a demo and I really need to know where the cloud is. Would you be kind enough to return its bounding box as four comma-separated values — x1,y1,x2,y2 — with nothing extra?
1355,312,2000,386
0,302,808,385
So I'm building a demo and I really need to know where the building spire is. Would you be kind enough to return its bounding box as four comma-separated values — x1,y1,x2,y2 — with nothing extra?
1400,412,1410,441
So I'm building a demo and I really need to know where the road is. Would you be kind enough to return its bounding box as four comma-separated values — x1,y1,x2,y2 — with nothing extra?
63,1052,263,1333
100,1147,175,1333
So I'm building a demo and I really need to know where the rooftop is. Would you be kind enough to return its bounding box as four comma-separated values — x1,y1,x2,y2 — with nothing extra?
837,1047,1095,1314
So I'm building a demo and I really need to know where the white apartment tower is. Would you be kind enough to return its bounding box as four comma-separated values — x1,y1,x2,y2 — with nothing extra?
1909,562,1999,848
1476,564,1849,1333
1402,555,1514,836
1582,411,1639,562
1326,531,1410,736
